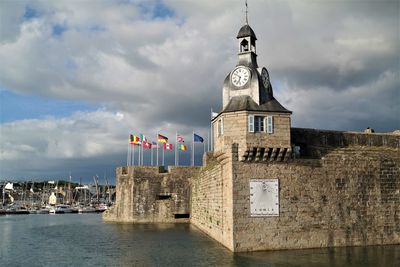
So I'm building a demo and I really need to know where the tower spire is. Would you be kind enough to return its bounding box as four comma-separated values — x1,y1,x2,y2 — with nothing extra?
245,0,249,25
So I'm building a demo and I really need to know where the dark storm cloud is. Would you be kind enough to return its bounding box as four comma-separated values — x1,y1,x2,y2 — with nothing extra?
0,0,398,179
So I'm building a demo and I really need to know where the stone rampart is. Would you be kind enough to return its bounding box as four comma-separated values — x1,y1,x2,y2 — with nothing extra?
190,130,400,252
103,166,199,223
104,129,399,252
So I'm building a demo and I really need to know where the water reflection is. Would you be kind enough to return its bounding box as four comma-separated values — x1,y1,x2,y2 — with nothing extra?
0,214,399,267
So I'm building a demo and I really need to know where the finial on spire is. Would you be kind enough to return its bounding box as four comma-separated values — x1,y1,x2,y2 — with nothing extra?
245,0,249,25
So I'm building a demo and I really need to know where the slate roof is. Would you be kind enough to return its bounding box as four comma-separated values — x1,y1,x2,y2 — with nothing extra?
222,95,291,114
237,24,257,40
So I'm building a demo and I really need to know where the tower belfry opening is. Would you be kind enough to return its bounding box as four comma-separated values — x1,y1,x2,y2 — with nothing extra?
240,39,249,52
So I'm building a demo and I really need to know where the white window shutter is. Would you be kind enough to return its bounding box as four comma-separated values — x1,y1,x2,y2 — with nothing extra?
248,115,254,132
267,116,273,133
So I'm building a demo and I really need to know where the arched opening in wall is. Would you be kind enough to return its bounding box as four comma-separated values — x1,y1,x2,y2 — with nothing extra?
240,39,249,52
251,38,256,52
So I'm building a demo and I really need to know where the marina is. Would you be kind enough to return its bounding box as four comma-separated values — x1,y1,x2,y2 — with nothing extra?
0,180,114,216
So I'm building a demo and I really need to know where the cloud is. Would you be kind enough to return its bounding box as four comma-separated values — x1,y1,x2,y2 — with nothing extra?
0,0,398,180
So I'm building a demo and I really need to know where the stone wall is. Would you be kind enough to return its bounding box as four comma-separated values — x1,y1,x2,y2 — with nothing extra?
191,151,235,251
191,129,400,252
103,166,198,223
291,127,400,158
232,146,399,252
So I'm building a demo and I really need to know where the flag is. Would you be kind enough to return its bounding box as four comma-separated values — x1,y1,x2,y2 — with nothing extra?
158,134,168,143
211,111,218,119
151,142,159,148
164,143,173,150
178,144,187,151
130,135,141,145
143,141,152,149
139,134,147,142
194,133,204,143
177,134,184,143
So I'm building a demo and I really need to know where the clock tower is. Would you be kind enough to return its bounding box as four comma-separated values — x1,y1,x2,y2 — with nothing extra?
213,22,292,161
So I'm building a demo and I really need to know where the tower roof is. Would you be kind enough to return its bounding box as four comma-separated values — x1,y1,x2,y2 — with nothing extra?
222,96,291,114
236,24,257,40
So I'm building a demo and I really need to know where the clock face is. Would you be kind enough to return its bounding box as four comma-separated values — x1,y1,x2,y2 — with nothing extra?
249,179,279,217
231,67,250,87
261,68,269,88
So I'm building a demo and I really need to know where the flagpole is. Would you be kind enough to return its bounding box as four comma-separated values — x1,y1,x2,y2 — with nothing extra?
207,130,210,152
210,108,213,152
162,144,165,166
203,138,206,158
151,145,153,166
127,143,130,166
192,131,194,166
132,144,135,166
175,132,177,166
156,133,159,166
141,141,144,166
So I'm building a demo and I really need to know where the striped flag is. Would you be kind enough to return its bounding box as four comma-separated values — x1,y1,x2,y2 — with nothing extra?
139,134,147,142
158,134,168,143
151,142,159,148
130,135,141,145
178,144,187,151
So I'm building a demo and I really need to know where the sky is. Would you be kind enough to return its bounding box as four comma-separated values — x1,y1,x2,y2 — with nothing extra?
0,0,399,182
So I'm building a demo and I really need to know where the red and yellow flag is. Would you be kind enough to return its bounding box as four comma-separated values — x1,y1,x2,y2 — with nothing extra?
130,134,141,145
158,134,168,143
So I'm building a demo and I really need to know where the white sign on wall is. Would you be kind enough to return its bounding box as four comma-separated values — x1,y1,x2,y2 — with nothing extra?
249,179,279,217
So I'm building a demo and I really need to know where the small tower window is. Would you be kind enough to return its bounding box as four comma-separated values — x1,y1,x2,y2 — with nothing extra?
240,39,249,52
217,118,224,136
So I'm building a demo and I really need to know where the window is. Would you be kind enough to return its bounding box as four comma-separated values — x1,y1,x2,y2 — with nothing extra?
255,116,264,132
266,116,273,133
248,115,254,132
249,115,274,133
217,118,224,136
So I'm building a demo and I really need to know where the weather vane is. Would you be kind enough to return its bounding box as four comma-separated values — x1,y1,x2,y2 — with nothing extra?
245,0,249,25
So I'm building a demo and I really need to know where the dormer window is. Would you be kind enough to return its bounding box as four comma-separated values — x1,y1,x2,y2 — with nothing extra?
240,39,249,52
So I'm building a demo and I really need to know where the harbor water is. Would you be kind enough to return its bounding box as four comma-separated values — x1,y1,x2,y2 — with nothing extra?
0,214,398,267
